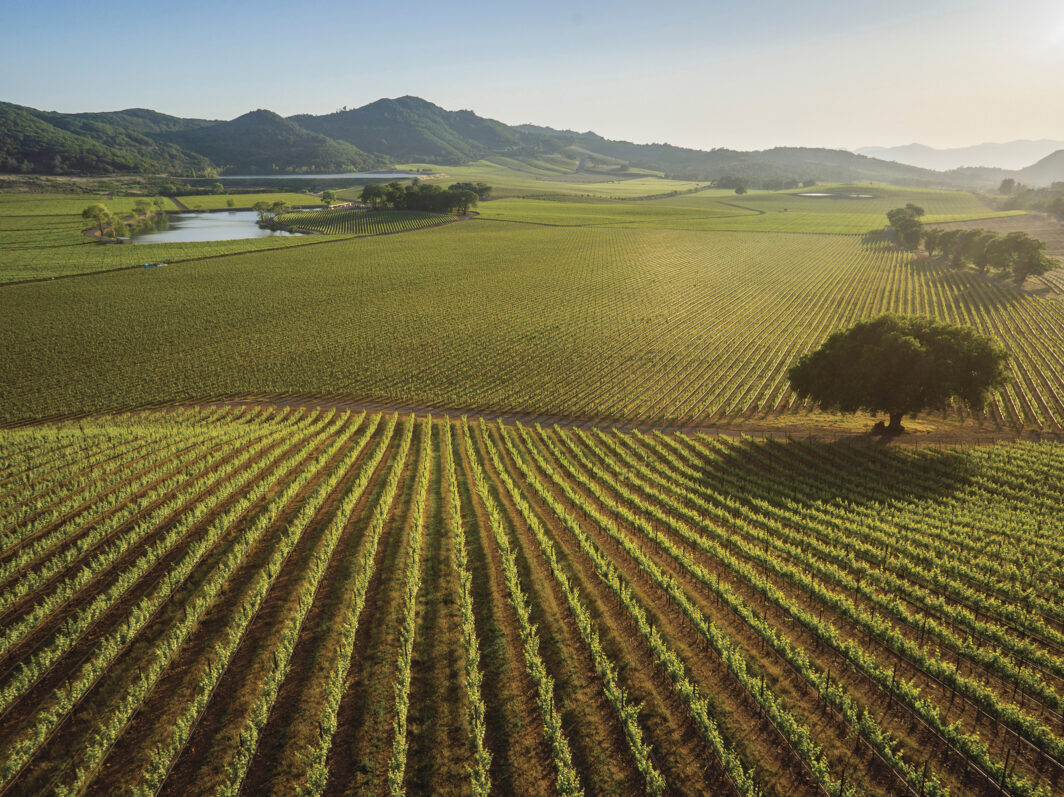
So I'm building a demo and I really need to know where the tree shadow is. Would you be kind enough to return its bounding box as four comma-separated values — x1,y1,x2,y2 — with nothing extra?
860,229,892,248
948,276,1030,310
899,254,1032,310
683,435,976,510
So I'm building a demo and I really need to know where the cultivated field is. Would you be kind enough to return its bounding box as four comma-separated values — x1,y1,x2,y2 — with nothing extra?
0,408,1061,795
4,216,1064,430
275,208,459,236
4,172,1064,795
398,159,708,199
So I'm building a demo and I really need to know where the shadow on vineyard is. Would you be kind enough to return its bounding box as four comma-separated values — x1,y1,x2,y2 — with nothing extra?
691,439,976,507
950,278,1030,309
859,230,892,247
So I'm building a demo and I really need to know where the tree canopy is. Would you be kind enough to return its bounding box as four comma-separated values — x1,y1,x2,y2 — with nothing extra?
81,204,111,235
448,181,492,200
787,314,1009,433
925,226,1057,284
359,181,483,214
886,205,924,249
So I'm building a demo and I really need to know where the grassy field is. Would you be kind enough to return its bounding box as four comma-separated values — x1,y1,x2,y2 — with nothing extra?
0,193,339,283
0,407,1061,795
396,159,708,198
476,184,1022,233
175,192,325,210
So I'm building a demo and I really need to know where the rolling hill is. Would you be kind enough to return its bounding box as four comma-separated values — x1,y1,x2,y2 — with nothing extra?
857,139,1064,171
0,101,213,175
160,110,382,175
1015,149,1064,186
0,95,1035,186
291,95,524,164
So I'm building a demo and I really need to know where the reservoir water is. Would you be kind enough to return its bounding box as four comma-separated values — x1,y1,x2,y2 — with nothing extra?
131,211,303,244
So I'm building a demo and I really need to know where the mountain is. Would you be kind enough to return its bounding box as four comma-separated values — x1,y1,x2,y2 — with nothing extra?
1015,150,1064,186
0,95,986,184
518,127,940,185
59,108,215,135
290,95,523,164
0,101,213,174
856,140,1064,171
162,110,381,174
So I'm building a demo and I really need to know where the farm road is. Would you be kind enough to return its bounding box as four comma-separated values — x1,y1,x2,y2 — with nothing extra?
164,395,1063,447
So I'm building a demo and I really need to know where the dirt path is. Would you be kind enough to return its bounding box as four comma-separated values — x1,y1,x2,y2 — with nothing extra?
161,395,1064,448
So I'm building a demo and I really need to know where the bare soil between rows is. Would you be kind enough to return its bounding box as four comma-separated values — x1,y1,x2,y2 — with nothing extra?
148,396,1064,448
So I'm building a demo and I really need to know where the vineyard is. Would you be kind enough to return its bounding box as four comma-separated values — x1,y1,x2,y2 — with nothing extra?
0,406,1061,795
274,207,459,236
6,217,1064,430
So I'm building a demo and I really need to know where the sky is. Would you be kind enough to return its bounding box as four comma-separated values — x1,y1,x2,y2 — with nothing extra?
2,0,1063,151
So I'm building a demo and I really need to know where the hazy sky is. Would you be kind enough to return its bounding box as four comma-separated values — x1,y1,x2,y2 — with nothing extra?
3,0,1062,151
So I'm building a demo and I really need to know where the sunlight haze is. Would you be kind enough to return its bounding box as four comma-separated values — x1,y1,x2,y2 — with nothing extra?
3,0,1061,151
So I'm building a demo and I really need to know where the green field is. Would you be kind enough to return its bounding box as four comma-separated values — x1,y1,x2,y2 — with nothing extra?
175,192,325,210
5,174,1064,795
0,193,339,283
0,408,1061,795
397,159,708,198
3,203,1064,428
477,184,1022,233
275,207,458,236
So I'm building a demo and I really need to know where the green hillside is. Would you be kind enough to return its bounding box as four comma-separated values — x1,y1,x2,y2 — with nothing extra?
0,101,211,175
291,95,523,164
163,110,382,175
0,96,966,183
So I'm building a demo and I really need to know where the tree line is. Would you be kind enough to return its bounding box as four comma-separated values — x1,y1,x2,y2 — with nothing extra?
886,206,1057,285
81,199,167,241
999,179,1064,220
358,181,489,214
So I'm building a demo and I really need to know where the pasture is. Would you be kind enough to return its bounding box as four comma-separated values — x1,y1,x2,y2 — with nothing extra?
174,192,325,210
0,193,333,283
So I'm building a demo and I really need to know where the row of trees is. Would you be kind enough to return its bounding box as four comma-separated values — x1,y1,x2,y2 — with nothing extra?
82,199,166,240
925,228,1055,284
359,181,482,214
252,201,290,223
886,206,1057,284
1000,181,1064,220
447,181,492,200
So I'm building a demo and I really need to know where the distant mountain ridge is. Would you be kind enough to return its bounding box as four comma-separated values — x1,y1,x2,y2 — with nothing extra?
291,96,523,164
2,95,1062,186
856,140,1064,171
1016,150,1064,186
160,110,382,174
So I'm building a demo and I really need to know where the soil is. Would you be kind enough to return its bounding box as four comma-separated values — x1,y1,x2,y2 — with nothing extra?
161,395,1063,448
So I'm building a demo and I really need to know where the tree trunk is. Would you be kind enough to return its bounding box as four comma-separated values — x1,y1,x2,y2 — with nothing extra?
887,412,905,434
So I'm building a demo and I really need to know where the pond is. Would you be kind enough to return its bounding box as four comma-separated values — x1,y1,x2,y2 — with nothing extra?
131,211,303,244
